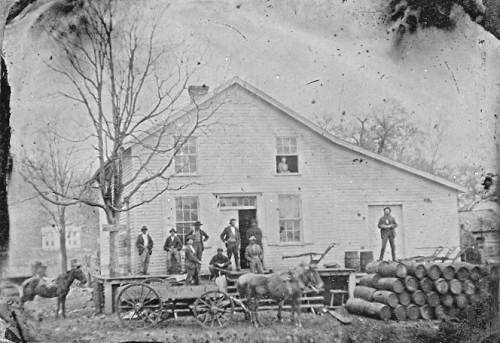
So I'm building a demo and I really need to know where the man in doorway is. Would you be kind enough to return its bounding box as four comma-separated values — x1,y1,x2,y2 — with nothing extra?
209,248,231,279
377,207,397,261
163,228,183,274
136,226,154,275
185,237,202,285
187,221,209,261
245,236,264,274
246,218,264,267
220,219,241,271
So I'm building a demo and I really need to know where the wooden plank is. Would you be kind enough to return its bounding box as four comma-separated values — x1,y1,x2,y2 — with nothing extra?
326,309,353,324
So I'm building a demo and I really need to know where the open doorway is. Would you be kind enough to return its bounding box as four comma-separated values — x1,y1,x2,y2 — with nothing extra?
238,209,257,269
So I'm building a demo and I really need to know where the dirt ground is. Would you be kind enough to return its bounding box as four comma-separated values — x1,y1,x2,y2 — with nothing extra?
14,286,455,343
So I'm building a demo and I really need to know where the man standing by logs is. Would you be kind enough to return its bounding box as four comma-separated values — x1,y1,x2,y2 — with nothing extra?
220,219,241,271
377,207,397,261
136,226,154,275
163,228,182,274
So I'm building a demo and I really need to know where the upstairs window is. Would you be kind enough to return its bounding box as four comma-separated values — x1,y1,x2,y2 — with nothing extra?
175,196,199,245
276,137,298,173
174,137,197,175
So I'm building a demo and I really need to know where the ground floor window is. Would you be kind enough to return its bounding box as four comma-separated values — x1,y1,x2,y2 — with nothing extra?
175,196,199,245
278,194,302,242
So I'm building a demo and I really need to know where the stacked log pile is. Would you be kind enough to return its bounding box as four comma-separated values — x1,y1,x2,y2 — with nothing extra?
346,260,495,321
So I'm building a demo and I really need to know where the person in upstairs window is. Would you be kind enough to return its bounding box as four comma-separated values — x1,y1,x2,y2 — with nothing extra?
245,236,264,274
209,248,231,279
136,226,154,275
187,221,209,261
163,228,183,274
277,156,289,173
377,207,397,261
220,219,241,271
185,237,202,285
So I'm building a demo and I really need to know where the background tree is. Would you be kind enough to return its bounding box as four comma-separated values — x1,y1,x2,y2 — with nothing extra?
34,0,218,224
19,123,92,273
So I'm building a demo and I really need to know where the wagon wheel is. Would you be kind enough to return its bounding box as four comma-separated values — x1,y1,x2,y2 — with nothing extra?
193,291,234,328
116,283,163,328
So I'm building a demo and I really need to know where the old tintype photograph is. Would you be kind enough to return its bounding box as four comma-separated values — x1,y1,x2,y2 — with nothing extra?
0,0,499,342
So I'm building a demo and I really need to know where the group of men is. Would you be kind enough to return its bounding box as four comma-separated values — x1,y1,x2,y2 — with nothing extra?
135,218,265,284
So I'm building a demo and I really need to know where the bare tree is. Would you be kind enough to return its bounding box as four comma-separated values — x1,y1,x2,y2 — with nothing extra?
19,124,91,273
36,0,218,224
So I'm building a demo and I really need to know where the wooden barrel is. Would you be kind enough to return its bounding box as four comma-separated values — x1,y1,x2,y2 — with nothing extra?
455,294,468,308
360,251,374,272
392,305,407,321
354,286,377,301
434,278,449,294
404,276,418,292
434,305,449,320
419,277,434,293
345,251,360,271
448,279,463,295
404,261,426,279
412,290,426,306
419,304,434,320
406,304,420,320
398,291,411,306
462,279,476,295
424,263,441,280
359,274,381,288
376,277,405,293
378,262,407,278
373,290,399,308
439,263,455,281
440,293,454,307
426,291,440,307
345,298,391,321
453,262,470,281
366,260,389,274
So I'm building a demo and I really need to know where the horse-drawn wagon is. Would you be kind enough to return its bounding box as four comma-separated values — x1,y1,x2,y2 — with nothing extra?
115,243,338,328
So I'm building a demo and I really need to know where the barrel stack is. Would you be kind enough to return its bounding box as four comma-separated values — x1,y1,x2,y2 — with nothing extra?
346,260,495,321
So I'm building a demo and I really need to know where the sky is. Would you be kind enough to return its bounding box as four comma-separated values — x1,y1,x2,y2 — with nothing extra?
4,0,499,173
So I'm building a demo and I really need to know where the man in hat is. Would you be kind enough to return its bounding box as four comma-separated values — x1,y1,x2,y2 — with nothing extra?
377,207,397,261
187,221,209,261
208,248,231,279
185,237,202,285
246,218,264,267
245,236,263,274
136,226,154,274
163,228,183,274
220,219,241,271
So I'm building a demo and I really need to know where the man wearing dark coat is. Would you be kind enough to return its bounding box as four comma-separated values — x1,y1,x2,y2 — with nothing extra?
185,237,202,285
187,221,209,261
163,228,183,274
220,218,241,271
378,207,398,261
136,226,154,275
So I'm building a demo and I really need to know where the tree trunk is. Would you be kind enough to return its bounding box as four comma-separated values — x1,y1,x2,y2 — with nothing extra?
59,208,67,273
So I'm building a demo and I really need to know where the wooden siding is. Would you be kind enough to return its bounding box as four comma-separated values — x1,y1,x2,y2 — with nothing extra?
123,85,460,274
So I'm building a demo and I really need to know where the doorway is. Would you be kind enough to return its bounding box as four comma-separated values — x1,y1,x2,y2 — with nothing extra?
238,209,257,269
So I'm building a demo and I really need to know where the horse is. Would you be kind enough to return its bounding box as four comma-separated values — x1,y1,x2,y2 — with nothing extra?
20,265,87,319
236,262,324,327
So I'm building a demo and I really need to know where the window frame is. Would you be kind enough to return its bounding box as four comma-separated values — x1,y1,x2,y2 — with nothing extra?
275,136,299,175
175,196,199,245
174,136,198,176
278,194,302,243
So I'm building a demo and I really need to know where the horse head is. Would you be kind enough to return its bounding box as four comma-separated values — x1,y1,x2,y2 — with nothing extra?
69,265,87,285
296,262,324,293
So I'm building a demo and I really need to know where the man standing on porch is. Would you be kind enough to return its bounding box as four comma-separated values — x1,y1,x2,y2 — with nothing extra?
136,226,154,275
220,218,241,271
187,221,209,261
245,236,263,274
185,237,202,285
163,228,183,274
